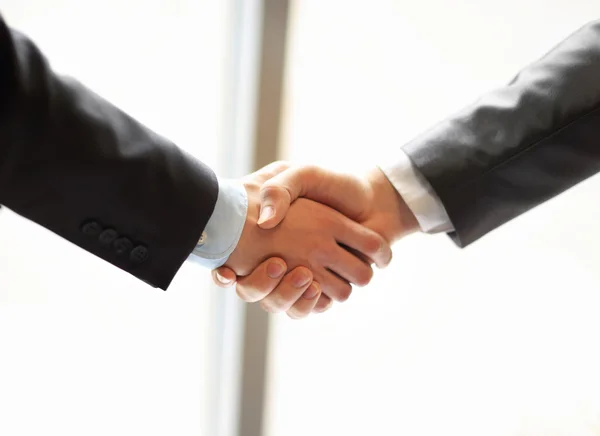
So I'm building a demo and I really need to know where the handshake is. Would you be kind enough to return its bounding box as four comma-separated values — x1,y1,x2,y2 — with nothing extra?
210,162,419,319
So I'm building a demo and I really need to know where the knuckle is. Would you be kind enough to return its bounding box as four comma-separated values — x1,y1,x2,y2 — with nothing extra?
298,165,321,184
236,283,264,303
299,164,318,175
319,208,338,226
264,291,296,313
288,266,312,287
293,265,313,278
315,244,336,263
287,308,306,320
261,183,283,197
282,299,298,312
235,286,252,302
286,311,299,320
260,300,275,313
269,296,291,313
272,160,291,172
262,299,281,313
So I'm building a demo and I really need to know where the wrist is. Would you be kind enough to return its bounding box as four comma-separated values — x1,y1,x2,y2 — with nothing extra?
225,179,269,275
190,178,248,268
366,167,419,243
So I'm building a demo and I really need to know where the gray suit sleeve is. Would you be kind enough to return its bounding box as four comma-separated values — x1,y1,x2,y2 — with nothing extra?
403,20,600,246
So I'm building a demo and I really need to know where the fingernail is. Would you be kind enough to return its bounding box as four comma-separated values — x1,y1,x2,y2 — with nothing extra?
292,272,312,288
257,205,274,224
267,261,285,278
303,283,320,300
216,272,232,285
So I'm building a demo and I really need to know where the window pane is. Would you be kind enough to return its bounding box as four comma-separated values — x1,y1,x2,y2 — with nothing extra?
268,2,600,436
0,2,230,435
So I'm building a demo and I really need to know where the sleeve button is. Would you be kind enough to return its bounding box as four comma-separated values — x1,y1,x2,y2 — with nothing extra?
98,229,118,246
81,221,102,237
113,237,134,255
197,231,207,247
130,245,149,264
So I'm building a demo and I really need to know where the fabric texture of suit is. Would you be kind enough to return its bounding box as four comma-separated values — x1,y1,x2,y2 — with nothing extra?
0,15,218,289
403,20,600,247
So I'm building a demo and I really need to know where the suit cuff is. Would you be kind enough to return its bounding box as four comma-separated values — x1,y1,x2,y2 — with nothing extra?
380,150,454,234
188,178,248,269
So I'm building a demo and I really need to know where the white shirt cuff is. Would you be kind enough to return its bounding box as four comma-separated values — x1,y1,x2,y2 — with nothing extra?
188,178,248,269
380,150,454,234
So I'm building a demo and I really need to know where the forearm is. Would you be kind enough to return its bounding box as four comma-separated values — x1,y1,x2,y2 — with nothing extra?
402,20,600,246
380,151,453,236
0,16,219,289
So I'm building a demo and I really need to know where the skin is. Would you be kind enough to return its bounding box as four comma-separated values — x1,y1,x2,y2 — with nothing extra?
221,162,393,308
213,164,419,318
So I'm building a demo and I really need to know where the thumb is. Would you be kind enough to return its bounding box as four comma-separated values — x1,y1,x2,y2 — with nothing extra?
257,182,293,229
257,166,320,229
257,166,368,229
211,267,237,287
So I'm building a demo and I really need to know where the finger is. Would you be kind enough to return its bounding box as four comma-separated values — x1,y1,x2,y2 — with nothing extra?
212,267,237,288
256,179,293,229
339,243,373,265
258,166,368,229
234,258,287,303
333,216,392,268
313,293,333,313
315,268,353,303
326,245,374,287
259,266,313,313
287,282,321,319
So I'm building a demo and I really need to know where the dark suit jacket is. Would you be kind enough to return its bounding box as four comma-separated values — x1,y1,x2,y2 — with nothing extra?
403,20,600,247
0,15,218,289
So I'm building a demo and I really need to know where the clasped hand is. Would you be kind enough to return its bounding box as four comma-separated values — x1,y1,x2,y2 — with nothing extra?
212,162,418,318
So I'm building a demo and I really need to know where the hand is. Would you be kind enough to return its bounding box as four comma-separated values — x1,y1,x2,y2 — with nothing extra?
257,165,418,243
212,258,333,319
213,163,418,318
224,163,393,303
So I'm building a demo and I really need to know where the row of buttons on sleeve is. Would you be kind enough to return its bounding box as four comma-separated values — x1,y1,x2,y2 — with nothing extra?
81,221,148,264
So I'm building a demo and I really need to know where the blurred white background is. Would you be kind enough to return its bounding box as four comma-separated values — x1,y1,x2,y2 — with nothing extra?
267,1,600,436
0,2,231,436
4,2,600,436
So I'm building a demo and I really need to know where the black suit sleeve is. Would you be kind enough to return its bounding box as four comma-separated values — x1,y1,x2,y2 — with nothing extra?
0,16,219,289
403,20,600,247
